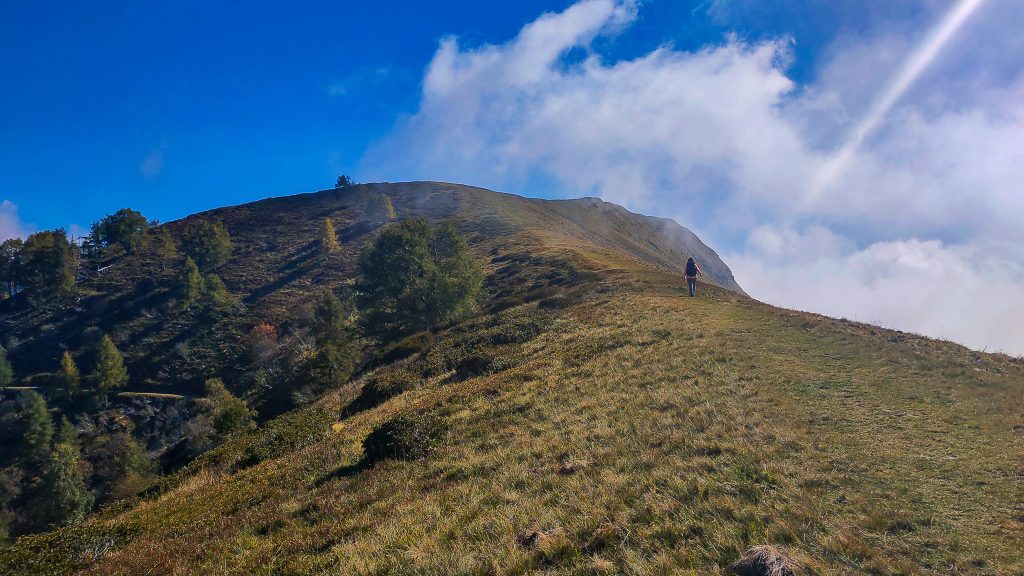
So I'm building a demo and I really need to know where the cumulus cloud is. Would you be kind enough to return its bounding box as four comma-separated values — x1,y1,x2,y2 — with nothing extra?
0,200,31,241
362,0,1024,354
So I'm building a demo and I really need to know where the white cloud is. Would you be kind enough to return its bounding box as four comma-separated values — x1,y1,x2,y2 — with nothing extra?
362,0,1024,354
0,200,31,241
140,146,165,178
727,230,1024,354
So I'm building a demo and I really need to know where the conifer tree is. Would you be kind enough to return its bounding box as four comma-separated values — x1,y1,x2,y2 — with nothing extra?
357,219,482,335
20,229,77,304
93,335,128,395
90,208,150,254
180,257,204,307
201,274,234,314
20,391,53,470
180,219,231,271
153,227,179,268
38,440,93,528
0,238,23,299
306,291,358,390
55,416,78,450
320,218,340,253
57,351,80,398
0,349,12,390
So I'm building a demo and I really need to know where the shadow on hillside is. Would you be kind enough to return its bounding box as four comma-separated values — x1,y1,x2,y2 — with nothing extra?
245,241,321,304
315,458,370,486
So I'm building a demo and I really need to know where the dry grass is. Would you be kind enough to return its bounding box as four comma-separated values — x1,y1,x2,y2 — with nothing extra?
4,274,1020,575
1,185,1021,575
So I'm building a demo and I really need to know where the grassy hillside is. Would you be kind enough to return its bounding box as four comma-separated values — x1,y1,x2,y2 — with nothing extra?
2,183,1021,574
1,182,740,401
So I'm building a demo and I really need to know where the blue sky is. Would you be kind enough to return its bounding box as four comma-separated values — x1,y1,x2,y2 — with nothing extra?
1,0,934,231
3,0,1023,354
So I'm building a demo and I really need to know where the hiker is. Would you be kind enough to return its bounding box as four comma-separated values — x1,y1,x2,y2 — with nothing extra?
684,257,702,297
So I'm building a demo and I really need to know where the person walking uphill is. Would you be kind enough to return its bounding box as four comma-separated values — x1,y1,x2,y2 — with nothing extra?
685,257,702,297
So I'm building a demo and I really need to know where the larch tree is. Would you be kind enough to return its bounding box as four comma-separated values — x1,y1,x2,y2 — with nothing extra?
38,439,93,529
179,257,204,307
57,351,80,398
320,218,340,253
93,335,128,396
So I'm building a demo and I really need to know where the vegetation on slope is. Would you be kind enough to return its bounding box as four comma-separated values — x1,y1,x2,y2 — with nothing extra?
3,264,1022,574
1,181,1019,575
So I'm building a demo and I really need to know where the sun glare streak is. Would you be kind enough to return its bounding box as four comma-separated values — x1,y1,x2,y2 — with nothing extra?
807,0,988,202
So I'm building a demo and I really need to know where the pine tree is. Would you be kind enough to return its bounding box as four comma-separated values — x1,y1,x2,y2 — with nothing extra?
93,335,128,395
306,291,358,391
201,274,234,314
0,238,23,299
180,219,231,271
320,218,340,253
90,208,150,254
20,229,77,304
55,416,79,450
0,349,12,390
57,351,80,398
357,219,482,335
38,441,93,528
153,227,179,268
20,391,53,471
180,257,204,307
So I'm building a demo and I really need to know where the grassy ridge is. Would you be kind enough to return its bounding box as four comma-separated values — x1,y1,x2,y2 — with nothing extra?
4,272,1020,574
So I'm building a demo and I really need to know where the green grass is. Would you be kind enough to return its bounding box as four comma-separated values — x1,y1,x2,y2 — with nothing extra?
2,182,1020,575
3,275,1020,575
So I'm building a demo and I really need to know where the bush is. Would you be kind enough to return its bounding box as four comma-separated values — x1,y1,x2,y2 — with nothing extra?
362,413,446,463
454,352,495,379
347,369,423,415
371,331,434,367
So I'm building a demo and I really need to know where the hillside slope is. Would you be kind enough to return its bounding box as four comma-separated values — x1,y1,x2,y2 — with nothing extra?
1,182,741,400
2,183,1022,575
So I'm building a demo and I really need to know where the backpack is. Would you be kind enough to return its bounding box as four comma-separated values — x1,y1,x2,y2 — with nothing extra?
685,260,697,276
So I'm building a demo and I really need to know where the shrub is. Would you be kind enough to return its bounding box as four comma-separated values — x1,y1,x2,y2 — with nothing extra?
362,412,447,463
335,174,355,189
371,331,434,367
187,378,255,454
247,323,278,362
455,351,495,379
347,369,423,415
